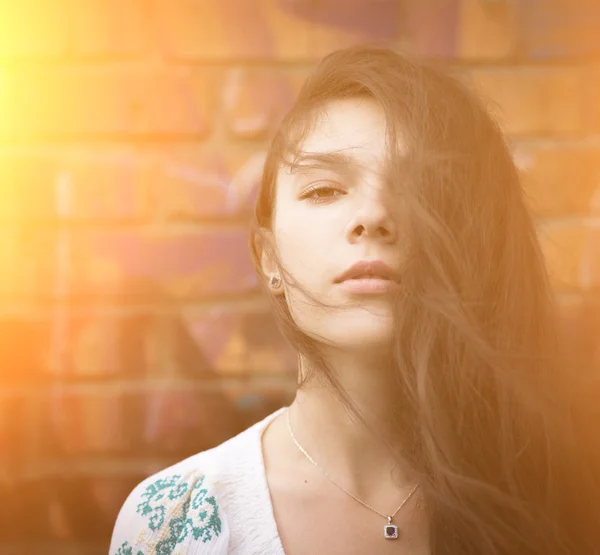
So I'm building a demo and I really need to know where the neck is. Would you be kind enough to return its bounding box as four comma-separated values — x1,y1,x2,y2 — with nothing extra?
288,349,417,503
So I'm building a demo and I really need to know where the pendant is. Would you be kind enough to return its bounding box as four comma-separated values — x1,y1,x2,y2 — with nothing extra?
384,516,399,540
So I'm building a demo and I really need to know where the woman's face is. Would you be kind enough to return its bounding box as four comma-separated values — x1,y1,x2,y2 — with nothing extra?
267,97,403,350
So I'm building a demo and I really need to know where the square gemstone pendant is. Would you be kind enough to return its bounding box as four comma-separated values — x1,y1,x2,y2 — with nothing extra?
384,522,399,539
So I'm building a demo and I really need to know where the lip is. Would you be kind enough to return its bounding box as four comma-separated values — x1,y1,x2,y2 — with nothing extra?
334,259,399,284
337,278,397,294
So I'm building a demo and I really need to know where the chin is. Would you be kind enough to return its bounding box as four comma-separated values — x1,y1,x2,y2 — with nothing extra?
335,329,395,350
310,312,396,350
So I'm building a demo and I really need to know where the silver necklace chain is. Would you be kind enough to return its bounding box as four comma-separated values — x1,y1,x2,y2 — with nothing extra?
286,407,419,522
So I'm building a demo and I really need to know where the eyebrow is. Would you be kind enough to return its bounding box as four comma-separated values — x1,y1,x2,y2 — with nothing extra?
284,151,358,173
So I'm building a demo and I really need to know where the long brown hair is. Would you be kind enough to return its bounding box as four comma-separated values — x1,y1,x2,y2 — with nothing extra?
249,45,600,554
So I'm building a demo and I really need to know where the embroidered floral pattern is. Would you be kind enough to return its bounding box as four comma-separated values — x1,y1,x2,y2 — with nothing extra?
115,541,144,555
132,473,222,555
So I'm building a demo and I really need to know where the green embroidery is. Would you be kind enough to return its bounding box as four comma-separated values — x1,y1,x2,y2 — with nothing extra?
114,541,144,555
135,473,222,555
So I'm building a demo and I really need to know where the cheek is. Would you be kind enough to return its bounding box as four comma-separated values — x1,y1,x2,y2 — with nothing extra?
273,199,329,274
275,222,324,280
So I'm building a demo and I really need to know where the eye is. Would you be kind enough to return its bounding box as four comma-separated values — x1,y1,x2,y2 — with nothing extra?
300,183,345,204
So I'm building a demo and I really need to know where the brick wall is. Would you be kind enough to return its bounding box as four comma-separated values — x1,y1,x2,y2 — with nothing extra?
0,1,599,553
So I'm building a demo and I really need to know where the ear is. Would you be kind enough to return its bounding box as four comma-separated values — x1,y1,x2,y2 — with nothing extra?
258,228,285,296
258,228,276,275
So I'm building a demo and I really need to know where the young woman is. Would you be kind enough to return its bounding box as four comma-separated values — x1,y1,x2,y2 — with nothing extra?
109,45,600,555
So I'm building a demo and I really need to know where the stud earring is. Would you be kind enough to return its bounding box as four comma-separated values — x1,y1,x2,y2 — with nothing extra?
269,274,281,289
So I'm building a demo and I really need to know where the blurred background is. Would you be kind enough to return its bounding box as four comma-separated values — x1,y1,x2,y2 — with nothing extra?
0,0,599,553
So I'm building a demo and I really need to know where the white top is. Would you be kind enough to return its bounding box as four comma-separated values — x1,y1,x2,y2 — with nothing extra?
109,406,288,555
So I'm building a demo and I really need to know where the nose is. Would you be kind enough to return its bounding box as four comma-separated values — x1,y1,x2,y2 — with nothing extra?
345,188,397,244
